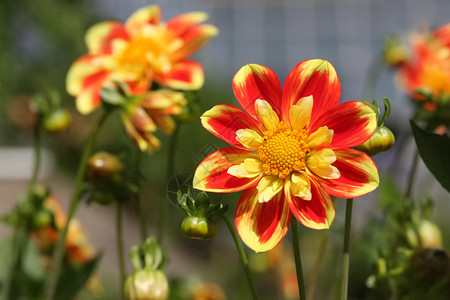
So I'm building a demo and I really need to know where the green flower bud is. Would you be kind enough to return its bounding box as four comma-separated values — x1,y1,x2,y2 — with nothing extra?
406,220,443,249
356,126,395,156
181,216,218,240
32,210,52,229
124,269,169,300
87,152,123,183
42,109,72,133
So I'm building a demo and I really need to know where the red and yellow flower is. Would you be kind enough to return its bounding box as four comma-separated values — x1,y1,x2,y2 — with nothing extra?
121,89,186,152
66,5,218,115
396,24,450,110
193,59,379,252
30,195,96,264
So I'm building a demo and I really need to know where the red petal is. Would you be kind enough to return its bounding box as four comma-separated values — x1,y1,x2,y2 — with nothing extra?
310,101,377,147
285,177,335,229
315,148,379,198
193,148,262,193
232,64,283,119
171,24,218,61
154,60,204,90
85,21,127,55
201,104,264,149
283,59,341,125
235,187,291,252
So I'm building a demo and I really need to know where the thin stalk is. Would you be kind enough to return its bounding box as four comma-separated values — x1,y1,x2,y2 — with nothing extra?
341,198,354,300
44,111,110,300
221,214,259,300
116,201,126,299
157,124,180,244
28,123,42,195
1,122,42,300
404,149,419,200
306,229,329,299
134,150,147,241
291,218,307,300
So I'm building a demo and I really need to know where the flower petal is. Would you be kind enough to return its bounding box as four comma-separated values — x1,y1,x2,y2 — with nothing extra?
66,55,108,97
289,95,313,131
255,99,280,131
285,177,335,229
125,5,161,34
228,158,263,178
307,126,333,149
193,148,262,193
316,148,379,198
127,106,157,132
310,101,377,148
85,21,125,54
255,176,284,203
171,24,219,61
306,148,340,179
167,12,209,37
290,172,312,200
232,64,283,119
283,59,341,125
235,187,291,252
140,90,186,111
154,60,204,90
76,88,103,115
122,114,161,152
236,129,264,149
201,104,263,149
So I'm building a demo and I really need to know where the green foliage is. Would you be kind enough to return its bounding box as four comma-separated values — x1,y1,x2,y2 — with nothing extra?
410,120,450,193
54,256,101,300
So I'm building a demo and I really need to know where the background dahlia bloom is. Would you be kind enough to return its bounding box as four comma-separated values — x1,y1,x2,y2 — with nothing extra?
193,59,379,252
122,89,186,152
30,196,97,264
66,5,218,114
397,24,450,110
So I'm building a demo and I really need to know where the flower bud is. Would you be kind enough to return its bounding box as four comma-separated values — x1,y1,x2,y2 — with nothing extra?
181,216,218,240
124,269,169,300
382,35,408,67
42,109,72,133
406,220,443,248
356,126,395,156
32,210,52,229
87,152,123,183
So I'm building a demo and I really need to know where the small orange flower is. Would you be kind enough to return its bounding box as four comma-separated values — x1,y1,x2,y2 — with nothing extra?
30,195,96,264
396,24,450,110
66,5,218,114
193,59,379,252
121,89,186,152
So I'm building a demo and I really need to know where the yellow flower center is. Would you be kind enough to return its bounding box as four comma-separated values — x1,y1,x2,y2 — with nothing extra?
257,122,309,179
117,32,172,76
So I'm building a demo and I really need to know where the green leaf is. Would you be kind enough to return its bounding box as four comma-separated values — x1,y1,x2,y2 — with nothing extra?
410,120,450,193
54,255,101,300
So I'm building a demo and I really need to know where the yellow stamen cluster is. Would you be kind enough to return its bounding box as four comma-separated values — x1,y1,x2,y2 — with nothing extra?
118,35,171,75
257,122,309,179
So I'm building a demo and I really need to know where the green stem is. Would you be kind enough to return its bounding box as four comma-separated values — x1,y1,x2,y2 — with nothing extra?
134,150,147,241
404,149,419,200
341,198,354,300
44,111,110,300
306,229,329,300
28,123,42,195
221,214,259,300
1,122,42,300
157,124,180,244
291,218,307,300
116,201,126,299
